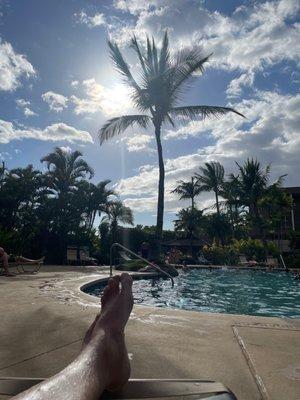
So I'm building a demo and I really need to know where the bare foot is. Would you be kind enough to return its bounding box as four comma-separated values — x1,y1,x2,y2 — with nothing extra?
83,273,133,392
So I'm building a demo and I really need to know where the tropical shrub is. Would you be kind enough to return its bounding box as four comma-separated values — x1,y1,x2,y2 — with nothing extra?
231,238,279,261
116,260,147,271
202,244,238,265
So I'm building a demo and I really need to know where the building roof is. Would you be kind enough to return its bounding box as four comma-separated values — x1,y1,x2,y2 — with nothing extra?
162,238,206,247
283,187,300,195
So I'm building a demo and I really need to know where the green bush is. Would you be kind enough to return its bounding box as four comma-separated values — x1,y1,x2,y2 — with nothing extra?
231,238,279,261
203,238,280,265
202,245,238,265
116,259,147,271
284,250,300,269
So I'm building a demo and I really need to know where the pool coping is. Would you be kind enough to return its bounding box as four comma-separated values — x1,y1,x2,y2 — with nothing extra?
1,265,299,400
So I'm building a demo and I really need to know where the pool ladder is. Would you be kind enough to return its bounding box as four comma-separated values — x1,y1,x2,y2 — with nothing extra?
110,242,174,287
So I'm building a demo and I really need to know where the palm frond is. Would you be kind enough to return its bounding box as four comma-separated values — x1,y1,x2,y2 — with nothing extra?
130,35,147,74
99,115,152,145
169,105,245,120
172,50,211,89
108,40,140,91
158,31,170,74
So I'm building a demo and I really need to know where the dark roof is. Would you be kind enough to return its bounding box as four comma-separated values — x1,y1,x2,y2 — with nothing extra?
162,238,206,247
283,187,300,195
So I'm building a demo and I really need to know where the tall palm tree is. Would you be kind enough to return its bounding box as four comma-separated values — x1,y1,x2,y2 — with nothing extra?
195,161,225,216
171,177,201,210
99,32,244,252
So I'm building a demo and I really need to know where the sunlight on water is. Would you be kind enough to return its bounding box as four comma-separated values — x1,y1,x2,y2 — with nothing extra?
84,269,300,318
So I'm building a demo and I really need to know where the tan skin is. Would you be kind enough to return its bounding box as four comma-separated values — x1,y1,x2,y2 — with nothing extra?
0,247,14,276
12,273,134,400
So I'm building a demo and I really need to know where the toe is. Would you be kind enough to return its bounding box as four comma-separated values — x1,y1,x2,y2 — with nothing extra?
120,273,133,295
101,285,110,306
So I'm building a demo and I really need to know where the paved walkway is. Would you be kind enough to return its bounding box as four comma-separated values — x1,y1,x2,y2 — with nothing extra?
0,265,299,399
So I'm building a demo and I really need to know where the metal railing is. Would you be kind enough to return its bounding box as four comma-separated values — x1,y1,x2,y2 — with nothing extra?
110,242,174,287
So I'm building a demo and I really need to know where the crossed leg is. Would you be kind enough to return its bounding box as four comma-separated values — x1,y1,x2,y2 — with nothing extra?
13,273,134,400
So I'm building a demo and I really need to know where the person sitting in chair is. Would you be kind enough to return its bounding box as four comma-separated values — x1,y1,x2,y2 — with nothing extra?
0,247,44,277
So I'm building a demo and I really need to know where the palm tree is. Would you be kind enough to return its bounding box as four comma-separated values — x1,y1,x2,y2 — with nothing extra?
84,180,116,232
171,177,201,210
236,159,288,242
174,207,204,256
195,161,225,216
41,147,94,197
103,201,134,243
221,173,242,235
99,32,244,253
236,159,269,238
203,213,232,245
41,147,94,262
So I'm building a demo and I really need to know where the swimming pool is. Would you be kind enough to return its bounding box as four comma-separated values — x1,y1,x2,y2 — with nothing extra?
83,269,300,318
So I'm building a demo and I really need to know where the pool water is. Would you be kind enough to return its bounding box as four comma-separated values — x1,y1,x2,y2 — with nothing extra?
84,269,300,318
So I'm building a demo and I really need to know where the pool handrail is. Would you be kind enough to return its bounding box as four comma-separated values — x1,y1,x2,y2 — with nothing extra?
110,242,174,287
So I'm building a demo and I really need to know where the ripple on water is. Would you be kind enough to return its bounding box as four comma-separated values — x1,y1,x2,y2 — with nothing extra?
83,269,300,318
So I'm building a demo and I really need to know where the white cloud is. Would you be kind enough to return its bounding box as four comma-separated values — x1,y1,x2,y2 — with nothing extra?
59,145,72,153
74,11,106,28
42,91,68,112
71,80,79,88
16,98,38,117
16,99,30,107
23,107,37,117
226,72,255,98
70,78,134,116
0,39,36,91
113,0,159,15
0,120,93,144
109,0,300,98
126,134,153,152
114,90,300,214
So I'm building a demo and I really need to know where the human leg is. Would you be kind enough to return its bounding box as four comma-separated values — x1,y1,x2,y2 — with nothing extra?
12,273,133,400
2,252,15,276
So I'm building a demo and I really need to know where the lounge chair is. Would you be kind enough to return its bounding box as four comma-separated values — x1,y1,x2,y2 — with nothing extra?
80,248,89,265
238,255,258,267
67,247,78,265
0,259,43,274
119,251,133,262
198,254,212,265
265,256,278,269
0,377,237,399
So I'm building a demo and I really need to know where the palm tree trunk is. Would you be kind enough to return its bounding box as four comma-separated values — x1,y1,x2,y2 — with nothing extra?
154,123,165,259
191,195,195,211
191,176,195,211
215,191,220,216
215,191,224,246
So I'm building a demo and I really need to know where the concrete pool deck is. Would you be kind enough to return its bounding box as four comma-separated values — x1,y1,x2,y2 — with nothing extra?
0,265,299,400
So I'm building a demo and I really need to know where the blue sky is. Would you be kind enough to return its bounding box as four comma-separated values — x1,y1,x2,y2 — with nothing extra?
1,0,300,228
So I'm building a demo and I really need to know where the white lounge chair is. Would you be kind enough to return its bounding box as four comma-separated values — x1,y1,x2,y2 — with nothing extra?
0,377,237,399
67,247,77,265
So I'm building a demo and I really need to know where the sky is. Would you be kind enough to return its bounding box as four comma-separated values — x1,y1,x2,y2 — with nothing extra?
0,0,300,229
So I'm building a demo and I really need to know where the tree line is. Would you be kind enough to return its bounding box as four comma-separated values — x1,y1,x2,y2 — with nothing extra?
172,159,292,250
0,147,133,263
